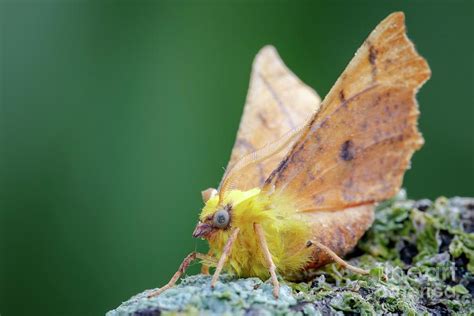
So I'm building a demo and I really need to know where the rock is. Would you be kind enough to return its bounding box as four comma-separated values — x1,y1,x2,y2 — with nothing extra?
108,195,474,315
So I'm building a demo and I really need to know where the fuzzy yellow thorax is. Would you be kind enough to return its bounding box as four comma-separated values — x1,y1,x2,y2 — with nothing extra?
199,188,314,280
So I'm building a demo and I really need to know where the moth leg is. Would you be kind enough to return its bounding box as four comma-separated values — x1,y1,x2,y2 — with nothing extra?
306,240,369,275
201,263,210,275
254,223,280,298
201,250,213,275
147,251,216,298
210,227,240,288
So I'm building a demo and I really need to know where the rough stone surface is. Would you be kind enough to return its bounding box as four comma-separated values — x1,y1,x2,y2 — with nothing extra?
107,192,474,315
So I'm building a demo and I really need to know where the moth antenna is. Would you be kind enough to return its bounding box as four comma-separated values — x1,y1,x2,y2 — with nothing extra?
218,122,308,203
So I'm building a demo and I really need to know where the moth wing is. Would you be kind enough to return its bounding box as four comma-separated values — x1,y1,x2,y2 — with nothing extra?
221,46,321,191
263,12,431,211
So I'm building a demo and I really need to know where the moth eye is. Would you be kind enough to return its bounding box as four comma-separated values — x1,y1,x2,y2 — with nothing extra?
213,209,230,228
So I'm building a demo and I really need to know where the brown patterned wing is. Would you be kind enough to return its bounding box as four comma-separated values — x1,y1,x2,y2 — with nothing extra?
220,46,321,191
263,12,431,211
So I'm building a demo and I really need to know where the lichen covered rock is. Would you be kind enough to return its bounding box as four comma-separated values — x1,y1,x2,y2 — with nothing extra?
107,193,474,315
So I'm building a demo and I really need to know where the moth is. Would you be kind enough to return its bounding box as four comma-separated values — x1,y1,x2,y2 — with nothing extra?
149,12,430,298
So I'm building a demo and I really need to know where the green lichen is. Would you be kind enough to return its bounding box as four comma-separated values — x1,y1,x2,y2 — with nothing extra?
107,193,474,315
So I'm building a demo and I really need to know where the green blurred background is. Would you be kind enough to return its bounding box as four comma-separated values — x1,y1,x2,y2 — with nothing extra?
1,0,472,315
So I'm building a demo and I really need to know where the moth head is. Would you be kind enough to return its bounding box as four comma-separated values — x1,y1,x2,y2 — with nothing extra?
193,187,232,239
193,204,232,239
